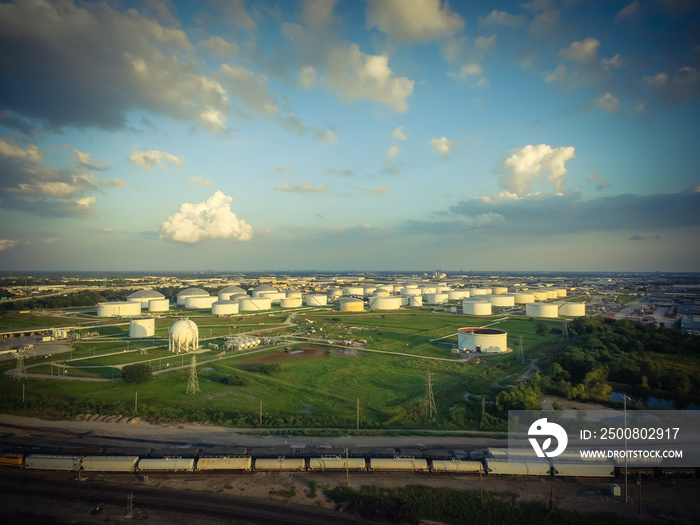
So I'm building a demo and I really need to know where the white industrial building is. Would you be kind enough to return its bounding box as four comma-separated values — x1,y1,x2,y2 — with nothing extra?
458,328,508,353
211,300,240,316
462,300,492,315
169,318,198,353
368,296,402,310
129,318,155,338
97,301,141,318
526,302,559,318
176,288,208,306
127,290,165,307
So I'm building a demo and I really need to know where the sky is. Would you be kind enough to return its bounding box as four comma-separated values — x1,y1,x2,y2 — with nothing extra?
0,0,699,273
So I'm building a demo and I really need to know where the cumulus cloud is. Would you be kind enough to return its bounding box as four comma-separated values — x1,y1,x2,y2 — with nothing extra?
391,126,407,141
128,147,184,172
277,113,337,143
0,239,18,251
197,36,239,59
358,185,389,197
498,144,576,195
593,92,620,112
615,1,640,22
274,182,329,194
545,38,623,91
366,0,464,42
72,149,108,170
431,137,455,158
587,172,610,191
160,191,253,243
479,9,526,27
187,176,215,187
386,146,400,161
103,178,127,188
216,64,278,117
644,67,700,104
0,139,42,163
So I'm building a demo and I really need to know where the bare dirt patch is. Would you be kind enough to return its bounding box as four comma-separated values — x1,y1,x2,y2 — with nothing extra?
238,346,326,365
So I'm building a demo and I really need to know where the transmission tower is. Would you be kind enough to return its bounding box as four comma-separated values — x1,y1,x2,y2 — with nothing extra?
425,371,437,419
186,355,200,395
562,320,569,339
517,336,525,364
14,349,27,381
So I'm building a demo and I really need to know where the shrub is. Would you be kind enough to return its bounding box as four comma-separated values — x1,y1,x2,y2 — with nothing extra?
121,363,153,383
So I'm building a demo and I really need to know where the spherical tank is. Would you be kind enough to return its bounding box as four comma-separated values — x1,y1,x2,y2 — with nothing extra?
169,318,198,353
488,294,515,307
306,294,328,306
458,328,508,353
514,293,535,304
238,297,272,311
340,298,364,312
97,302,141,318
558,302,585,316
212,300,239,316
369,296,402,310
526,302,559,318
127,290,165,307
176,288,208,306
462,301,492,315
130,318,155,338
148,298,170,312
184,295,217,309
280,297,303,308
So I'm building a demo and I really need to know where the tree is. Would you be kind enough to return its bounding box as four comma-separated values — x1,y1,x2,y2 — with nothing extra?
121,363,153,383
535,322,549,336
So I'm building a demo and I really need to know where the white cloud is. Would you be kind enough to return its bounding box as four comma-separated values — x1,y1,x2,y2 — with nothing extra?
72,149,107,170
75,196,96,208
0,139,42,163
275,164,292,173
499,144,576,195
479,9,526,27
0,239,18,251
40,237,62,244
274,182,329,194
358,185,388,197
127,147,184,172
560,38,600,63
277,114,337,142
644,67,700,104
442,36,491,85
593,92,619,112
187,176,215,187
299,66,317,89
301,0,337,30
197,36,239,59
386,146,400,161
160,191,253,243
216,64,278,117
103,178,127,188
431,137,455,158
587,172,610,190
615,1,640,22
366,0,464,42
391,126,407,141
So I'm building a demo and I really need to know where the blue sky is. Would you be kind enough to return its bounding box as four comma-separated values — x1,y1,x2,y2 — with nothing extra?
0,0,698,272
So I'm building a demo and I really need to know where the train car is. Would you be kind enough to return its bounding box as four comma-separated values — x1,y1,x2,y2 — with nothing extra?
486,458,551,476
196,456,252,471
308,456,366,471
81,456,139,472
0,453,23,467
551,462,615,478
137,457,195,472
25,455,82,471
254,457,306,471
368,457,429,472
430,459,483,473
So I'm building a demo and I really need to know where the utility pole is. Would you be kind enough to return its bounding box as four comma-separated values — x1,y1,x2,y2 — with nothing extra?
14,350,27,381
134,391,138,416
562,320,569,339
186,355,200,394
517,336,525,364
425,371,436,419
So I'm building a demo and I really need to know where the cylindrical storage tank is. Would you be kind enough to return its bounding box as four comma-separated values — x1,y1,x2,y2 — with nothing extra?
462,301,492,315
369,296,402,310
558,303,585,317
328,288,343,298
81,456,139,472
177,288,208,306
436,284,450,293
127,290,165,307
286,291,302,300
526,302,559,318
184,295,217,309
280,297,303,308
402,287,422,296
340,298,364,312
447,290,469,301
212,300,240,316
546,290,558,300
343,286,364,296
419,286,437,295
424,293,449,304
472,288,491,296
407,295,423,307
392,284,403,293
218,286,247,301
488,295,515,307
238,297,272,311
373,289,390,297
148,298,170,312
258,291,286,303
554,288,567,298
254,458,306,471
514,293,535,304
363,286,377,296
130,318,155,338
169,318,198,352
491,287,508,295
533,291,548,301
252,284,277,298
457,328,508,353
97,301,141,318
306,294,328,306
377,285,393,293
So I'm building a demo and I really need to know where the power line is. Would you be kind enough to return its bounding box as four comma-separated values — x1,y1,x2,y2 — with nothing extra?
425,370,436,419
186,355,200,395
14,349,28,381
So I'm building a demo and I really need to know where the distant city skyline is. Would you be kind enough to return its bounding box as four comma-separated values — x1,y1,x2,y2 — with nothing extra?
0,0,699,272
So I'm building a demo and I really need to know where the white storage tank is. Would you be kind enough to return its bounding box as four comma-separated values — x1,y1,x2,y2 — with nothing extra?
424,293,449,304
328,288,343,298
252,284,277,298
169,318,198,353
218,286,247,301
402,287,422,297
238,297,272,311
184,295,217,309
419,285,437,294
462,301,492,315
491,287,508,295
177,288,208,306
514,292,535,304
148,298,170,312
546,290,558,300
407,295,423,307
306,294,328,306
554,288,568,298
280,297,303,308
373,289,390,297
340,297,364,312
558,302,585,317
363,286,377,296
369,296,402,310
526,302,559,318
343,286,364,296
458,327,508,353
447,290,469,301
532,291,549,301
130,318,155,338
97,301,141,318
286,291,302,300
258,291,286,303
212,300,240,316
127,289,165,307
472,288,492,296
488,294,515,307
